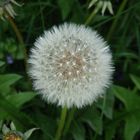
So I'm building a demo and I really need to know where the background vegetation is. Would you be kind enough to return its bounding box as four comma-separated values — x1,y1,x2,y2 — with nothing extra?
0,0,140,140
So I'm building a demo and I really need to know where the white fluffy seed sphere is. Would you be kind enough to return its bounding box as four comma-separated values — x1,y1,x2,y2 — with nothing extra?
28,23,113,108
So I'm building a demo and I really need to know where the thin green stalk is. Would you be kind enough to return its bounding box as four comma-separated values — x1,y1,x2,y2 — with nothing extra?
63,108,76,136
39,0,45,30
7,16,24,46
85,9,97,25
6,12,28,71
54,107,67,140
107,0,128,40
85,2,102,25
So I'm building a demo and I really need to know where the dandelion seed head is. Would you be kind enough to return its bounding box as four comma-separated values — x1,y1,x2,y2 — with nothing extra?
28,23,113,108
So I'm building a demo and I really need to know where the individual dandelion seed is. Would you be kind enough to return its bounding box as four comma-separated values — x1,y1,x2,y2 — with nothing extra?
0,0,21,20
88,0,114,15
28,23,113,108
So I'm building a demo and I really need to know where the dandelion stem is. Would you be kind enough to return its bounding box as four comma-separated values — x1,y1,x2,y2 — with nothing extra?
107,0,128,40
6,12,28,71
7,15,24,45
63,107,76,137
54,106,67,140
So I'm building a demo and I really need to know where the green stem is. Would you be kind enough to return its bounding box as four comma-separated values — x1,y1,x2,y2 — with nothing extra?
39,0,45,30
54,107,67,140
85,1,102,25
63,107,76,136
6,12,28,71
107,0,128,40
85,9,97,25
7,16,24,45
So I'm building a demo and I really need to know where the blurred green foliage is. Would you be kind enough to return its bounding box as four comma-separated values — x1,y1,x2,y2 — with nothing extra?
0,0,140,140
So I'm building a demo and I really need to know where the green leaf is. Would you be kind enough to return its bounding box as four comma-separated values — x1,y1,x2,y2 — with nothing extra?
0,74,22,94
125,112,140,140
112,85,140,140
6,92,36,108
112,85,140,110
71,121,85,140
116,52,139,59
80,106,102,134
24,128,39,140
0,108,8,120
105,123,117,140
30,111,56,140
130,74,140,90
58,0,74,19
0,61,5,67
0,94,35,129
71,0,85,23
96,88,114,119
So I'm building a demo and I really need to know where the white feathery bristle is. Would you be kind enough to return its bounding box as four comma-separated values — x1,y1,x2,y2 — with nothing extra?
28,23,114,108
